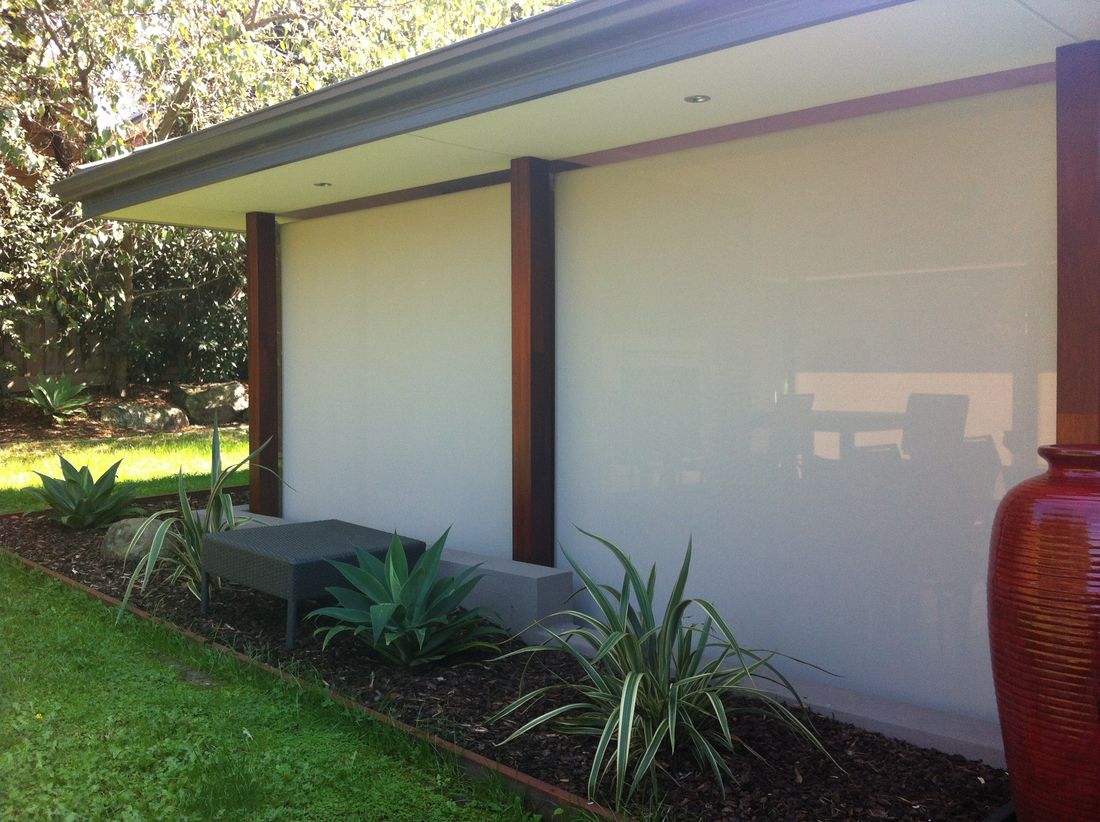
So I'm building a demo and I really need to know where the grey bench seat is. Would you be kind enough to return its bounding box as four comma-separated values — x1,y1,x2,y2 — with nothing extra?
201,519,426,648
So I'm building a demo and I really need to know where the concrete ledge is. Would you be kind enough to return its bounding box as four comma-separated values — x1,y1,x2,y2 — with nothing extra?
229,506,287,528
230,510,574,640
436,549,574,642
191,505,284,528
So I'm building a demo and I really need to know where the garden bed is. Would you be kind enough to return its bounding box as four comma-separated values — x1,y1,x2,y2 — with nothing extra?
0,508,1012,820
0,385,241,443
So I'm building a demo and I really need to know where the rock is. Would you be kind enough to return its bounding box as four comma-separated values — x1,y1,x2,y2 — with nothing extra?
172,381,248,425
161,659,220,688
100,401,188,432
101,516,159,563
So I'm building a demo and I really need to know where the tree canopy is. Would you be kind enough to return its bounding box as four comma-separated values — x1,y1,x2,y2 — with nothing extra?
0,0,562,392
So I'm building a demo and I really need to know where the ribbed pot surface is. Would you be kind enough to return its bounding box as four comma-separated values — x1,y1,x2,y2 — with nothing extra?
988,445,1100,821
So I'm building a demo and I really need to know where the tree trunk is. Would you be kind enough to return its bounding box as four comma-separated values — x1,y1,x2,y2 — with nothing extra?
108,230,134,397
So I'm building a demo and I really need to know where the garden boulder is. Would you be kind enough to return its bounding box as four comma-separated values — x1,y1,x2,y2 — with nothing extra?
100,401,188,432
172,381,248,425
101,517,156,564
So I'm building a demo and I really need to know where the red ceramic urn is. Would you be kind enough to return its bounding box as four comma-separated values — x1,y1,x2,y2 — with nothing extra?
988,445,1100,821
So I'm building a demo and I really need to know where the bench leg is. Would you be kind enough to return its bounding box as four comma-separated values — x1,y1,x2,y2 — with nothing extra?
285,598,298,649
200,571,210,616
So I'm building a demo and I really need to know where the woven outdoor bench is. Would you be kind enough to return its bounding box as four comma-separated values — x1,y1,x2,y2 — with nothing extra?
201,519,426,648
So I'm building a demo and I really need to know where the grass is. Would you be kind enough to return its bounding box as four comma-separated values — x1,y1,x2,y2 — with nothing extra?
0,553,536,821
0,429,251,514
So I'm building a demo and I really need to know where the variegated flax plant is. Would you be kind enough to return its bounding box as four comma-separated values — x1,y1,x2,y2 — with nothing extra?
116,422,268,621
491,529,833,809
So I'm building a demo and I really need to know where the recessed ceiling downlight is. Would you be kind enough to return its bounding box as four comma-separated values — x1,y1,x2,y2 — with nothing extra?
683,94,711,103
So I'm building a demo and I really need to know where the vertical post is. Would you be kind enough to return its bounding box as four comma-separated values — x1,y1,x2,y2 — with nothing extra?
1056,41,1100,443
246,211,281,516
511,158,555,566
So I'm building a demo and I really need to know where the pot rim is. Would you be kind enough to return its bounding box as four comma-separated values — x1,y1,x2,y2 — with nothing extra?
1038,444,1100,468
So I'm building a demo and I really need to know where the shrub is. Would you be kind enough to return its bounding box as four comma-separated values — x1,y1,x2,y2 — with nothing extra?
117,423,265,619
20,374,91,420
114,227,248,384
309,528,506,667
0,359,16,395
491,529,831,808
29,456,138,529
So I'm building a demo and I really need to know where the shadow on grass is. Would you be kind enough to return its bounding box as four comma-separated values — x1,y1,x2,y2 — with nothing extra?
0,555,538,822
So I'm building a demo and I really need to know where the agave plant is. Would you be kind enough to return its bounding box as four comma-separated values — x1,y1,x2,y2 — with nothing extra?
29,456,139,529
491,529,831,808
309,528,506,667
117,423,267,620
20,374,91,421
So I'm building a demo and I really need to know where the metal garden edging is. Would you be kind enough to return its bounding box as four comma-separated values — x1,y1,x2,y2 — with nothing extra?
0,545,620,822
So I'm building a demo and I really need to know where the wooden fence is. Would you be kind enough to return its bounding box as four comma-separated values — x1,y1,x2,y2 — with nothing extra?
1,317,106,393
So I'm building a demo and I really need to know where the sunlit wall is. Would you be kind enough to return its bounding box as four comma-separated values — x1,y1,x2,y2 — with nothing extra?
280,186,513,555
278,84,1055,723
554,84,1056,720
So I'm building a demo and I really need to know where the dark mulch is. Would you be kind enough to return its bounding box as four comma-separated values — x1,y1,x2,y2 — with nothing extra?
0,385,224,443
0,506,1011,820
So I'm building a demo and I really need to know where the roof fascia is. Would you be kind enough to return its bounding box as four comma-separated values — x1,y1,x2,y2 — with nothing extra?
53,0,910,219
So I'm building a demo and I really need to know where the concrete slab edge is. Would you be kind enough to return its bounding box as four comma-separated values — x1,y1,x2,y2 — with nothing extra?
759,674,1005,767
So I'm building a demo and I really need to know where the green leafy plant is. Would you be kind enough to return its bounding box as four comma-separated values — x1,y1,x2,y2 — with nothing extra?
0,359,17,395
491,530,831,808
19,374,91,421
309,529,506,667
28,456,138,529
117,423,266,620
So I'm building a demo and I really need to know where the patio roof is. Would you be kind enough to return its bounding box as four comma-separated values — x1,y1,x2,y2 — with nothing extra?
53,0,1099,230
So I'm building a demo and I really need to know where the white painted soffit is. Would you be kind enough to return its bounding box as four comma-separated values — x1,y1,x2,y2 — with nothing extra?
99,0,1098,231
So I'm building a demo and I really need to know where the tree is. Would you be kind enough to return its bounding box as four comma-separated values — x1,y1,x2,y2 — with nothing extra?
0,0,562,394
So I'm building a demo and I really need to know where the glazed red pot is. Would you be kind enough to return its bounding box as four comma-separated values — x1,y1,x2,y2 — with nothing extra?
988,445,1100,821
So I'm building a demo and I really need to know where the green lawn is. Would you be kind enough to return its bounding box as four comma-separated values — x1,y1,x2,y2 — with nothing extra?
0,554,535,821
0,429,251,514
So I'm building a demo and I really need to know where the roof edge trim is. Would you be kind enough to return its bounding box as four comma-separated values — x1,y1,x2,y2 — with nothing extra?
54,0,910,219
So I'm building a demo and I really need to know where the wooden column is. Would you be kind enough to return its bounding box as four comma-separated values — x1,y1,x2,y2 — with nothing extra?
511,157,555,566
246,211,281,516
1056,41,1100,443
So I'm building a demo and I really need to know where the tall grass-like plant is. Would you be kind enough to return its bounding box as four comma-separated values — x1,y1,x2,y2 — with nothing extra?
20,374,91,421
117,423,266,620
29,456,138,528
492,530,830,808
309,529,506,667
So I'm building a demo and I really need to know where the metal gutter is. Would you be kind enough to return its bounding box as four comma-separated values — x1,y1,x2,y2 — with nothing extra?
52,0,909,219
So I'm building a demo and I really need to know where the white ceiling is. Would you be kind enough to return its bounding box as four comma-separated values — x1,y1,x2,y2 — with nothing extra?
106,0,1100,231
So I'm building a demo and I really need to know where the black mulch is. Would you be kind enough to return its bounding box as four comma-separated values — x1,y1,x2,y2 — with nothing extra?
0,504,1011,820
